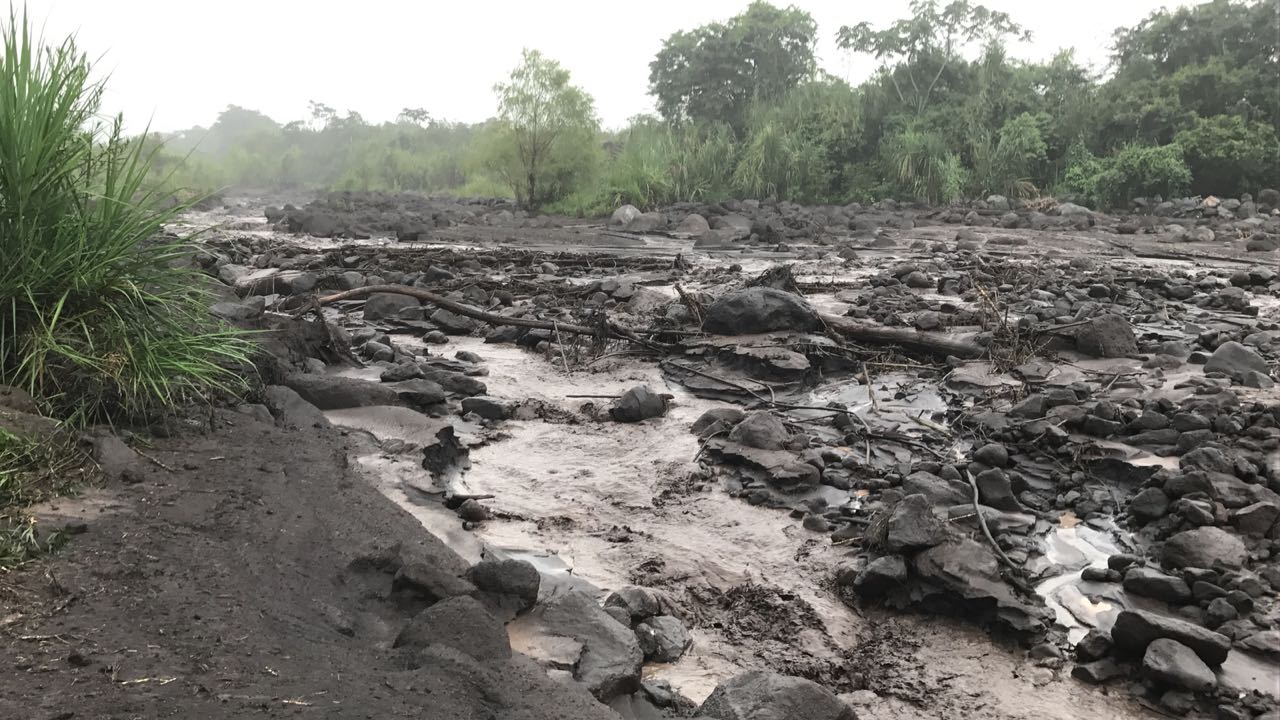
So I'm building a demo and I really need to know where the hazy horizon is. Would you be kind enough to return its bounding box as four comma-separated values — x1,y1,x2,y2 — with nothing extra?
26,0,1187,132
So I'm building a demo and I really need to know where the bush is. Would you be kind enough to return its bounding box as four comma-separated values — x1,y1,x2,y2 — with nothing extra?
0,13,250,422
1174,114,1280,197
881,126,966,204
1063,143,1191,208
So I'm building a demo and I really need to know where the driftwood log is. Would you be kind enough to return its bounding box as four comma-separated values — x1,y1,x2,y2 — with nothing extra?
315,284,988,360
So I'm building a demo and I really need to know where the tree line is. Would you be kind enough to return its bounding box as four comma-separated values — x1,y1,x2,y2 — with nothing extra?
156,0,1280,212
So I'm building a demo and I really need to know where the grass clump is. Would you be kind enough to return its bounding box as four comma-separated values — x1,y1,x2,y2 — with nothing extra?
0,12,250,424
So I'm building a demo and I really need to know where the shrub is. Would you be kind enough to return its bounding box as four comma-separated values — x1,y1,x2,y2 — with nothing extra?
1063,143,1191,208
881,126,966,204
1174,114,1280,197
0,13,250,422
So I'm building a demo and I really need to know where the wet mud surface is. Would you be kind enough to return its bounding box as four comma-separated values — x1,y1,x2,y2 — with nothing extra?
5,190,1279,719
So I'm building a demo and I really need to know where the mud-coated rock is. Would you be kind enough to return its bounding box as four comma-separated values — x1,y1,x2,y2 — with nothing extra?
1162,526,1247,570
902,470,970,506
883,494,946,552
851,555,908,598
363,292,421,322
728,411,789,450
282,373,399,410
466,558,540,611
1143,639,1216,692
697,670,856,720
635,615,690,662
1130,487,1171,521
609,385,669,422
1204,341,1269,382
691,408,746,436
262,385,330,429
604,586,662,622
611,205,642,226
1123,568,1192,603
973,443,1009,468
1110,609,1231,665
393,596,511,661
702,287,820,335
541,590,643,701
1075,315,1138,358
974,468,1020,512
676,213,711,236
1076,628,1113,662
461,396,512,421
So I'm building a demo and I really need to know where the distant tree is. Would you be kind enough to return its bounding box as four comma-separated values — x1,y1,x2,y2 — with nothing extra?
649,2,816,133
838,0,1028,117
307,100,337,129
480,49,601,209
397,107,432,126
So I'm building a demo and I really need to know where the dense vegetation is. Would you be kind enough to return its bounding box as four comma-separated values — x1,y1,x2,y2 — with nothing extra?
0,13,250,562
159,0,1279,212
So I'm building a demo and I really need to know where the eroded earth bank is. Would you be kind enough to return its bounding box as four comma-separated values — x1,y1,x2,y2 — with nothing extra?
5,190,1280,719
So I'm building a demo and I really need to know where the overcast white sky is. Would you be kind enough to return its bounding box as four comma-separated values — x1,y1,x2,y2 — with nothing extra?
25,0,1187,132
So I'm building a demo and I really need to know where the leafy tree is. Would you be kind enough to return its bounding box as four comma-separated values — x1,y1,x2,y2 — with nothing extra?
1063,143,1191,208
838,0,1028,117
482,49,601,209
1174,115,1280,197
649,2,816,132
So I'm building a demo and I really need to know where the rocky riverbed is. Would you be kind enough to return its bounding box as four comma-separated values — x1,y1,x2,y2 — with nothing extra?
9,189,1278,719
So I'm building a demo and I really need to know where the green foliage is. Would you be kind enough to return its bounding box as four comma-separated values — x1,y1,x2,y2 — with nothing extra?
0,12,250,423
880,126,967,203
1063,143,1191,208
1174,114,1280,197
148,0,1276,212
649,1,816,133
839,0,1028,116
482,49,602,209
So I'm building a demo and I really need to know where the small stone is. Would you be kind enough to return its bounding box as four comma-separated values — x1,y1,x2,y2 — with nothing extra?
1075,629,1113,662
1072,658,1124,684
973,443,1009,468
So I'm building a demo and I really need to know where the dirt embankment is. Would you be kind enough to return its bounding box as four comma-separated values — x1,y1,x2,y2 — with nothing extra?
0,410,617,720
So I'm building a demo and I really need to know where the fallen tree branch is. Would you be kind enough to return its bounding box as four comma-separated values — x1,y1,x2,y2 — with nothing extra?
820,314,987,360
316,284,666,350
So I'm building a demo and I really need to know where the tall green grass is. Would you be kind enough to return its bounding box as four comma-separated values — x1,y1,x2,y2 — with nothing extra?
0,12,250,423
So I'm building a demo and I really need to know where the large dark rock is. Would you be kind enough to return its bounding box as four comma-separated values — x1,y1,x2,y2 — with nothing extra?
539,590,643,701
974,468,1020,512
609,385,669,423
466,558,540,612
851,555,908,598
1142,639,1216,692
1162,527,1247,570
1204,341,1269,383
1075,315,1138,358
604,586,663,622
902,470,970,506
696,670,855,720
282,373,399,410
1123,568,1192,604
393,596,511,661
883,494,947,552
691,408,746,436
261,385,330,429
1111,609,1231,666
1130,487,1171,520
363,292,422,322
635,615,690,662
461,396,512,421
727,411,789,450
429,308,483,334
702,288,821,335
912,538,1047,632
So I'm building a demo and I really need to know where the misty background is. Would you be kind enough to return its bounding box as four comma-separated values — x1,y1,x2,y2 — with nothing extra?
30,0,1171,131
